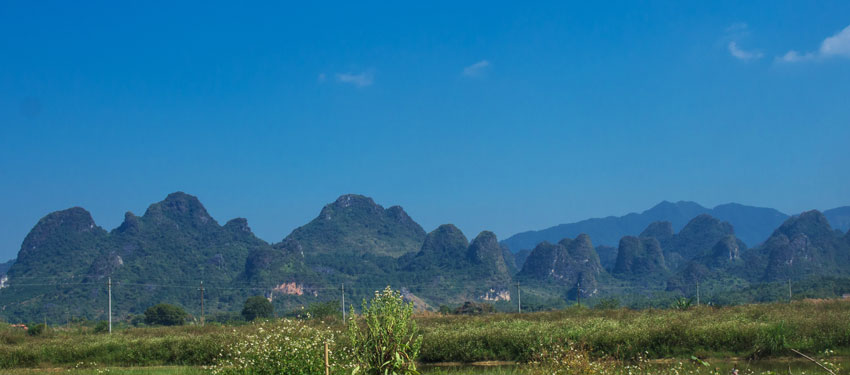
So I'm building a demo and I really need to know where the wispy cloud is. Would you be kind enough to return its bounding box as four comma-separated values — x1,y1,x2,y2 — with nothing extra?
778,24,850,63
728,41,763,61
462,60,491,78
335,71,374,87
725,23,763,61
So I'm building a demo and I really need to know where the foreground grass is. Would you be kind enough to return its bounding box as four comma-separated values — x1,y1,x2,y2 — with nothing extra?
2,300,850,369
2,366,206,374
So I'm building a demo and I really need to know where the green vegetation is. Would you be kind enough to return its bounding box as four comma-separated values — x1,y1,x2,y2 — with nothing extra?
240,296,273,321
4,193,850,325
348,287,422,375
0,300,849,370
144,304,188,326
211,319,352,375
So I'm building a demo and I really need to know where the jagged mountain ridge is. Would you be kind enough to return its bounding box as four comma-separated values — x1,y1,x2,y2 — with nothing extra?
0,192,315,323
2,192,849,323
0,192,516,321
502,201,790,251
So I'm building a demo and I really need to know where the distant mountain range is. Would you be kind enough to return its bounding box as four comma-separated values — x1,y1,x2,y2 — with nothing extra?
501,201,849,252
1,193,848,323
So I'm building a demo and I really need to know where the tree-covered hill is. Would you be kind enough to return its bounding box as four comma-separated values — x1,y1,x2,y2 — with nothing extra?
1,192,849,323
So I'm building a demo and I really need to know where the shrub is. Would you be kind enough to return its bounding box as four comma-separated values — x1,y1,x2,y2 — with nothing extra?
348,287,422,375
241,296,274,321
593,298,620,310
454,301,495,315
671,297,693,310
144,303,187,326
93,321,109,333
27,323,45,337
304,300,341,320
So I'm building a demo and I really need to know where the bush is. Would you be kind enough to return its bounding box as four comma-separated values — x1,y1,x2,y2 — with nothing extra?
454,301,495,315
241,296,274,321
93,320,109,333
27,323,45,337
348,287,422,375
304,300,341,320
144,303,187,326
593,298,620,310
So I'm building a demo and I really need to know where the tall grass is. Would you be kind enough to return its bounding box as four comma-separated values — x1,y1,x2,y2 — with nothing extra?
1,300,849,369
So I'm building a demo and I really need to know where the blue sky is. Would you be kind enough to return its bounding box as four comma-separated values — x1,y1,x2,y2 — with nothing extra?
1,1,849,260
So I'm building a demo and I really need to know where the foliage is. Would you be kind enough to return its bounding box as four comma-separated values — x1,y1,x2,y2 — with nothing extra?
144,304,187,326
348,287,423,375
26,324,45,337
94,320,109,333
593,298,620,310
453,301,495,315
241,296,273,321
304,300,342,320
0,300,850,368
671,297,693,310
211,320,353,375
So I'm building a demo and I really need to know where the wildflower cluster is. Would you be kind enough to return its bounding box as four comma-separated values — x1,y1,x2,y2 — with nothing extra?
527,342,613,375
210,319,354,375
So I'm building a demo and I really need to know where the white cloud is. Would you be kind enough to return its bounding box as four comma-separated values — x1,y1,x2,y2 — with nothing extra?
728,41,763,61
778,50,814,63
820,24,850,58
335,71,374,87
462,60,491,77
778,24,850,63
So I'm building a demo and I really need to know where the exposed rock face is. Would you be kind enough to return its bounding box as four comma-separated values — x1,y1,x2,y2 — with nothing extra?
481,288,511,301
518,234,602,296
613,236,666,276
272,282,305,296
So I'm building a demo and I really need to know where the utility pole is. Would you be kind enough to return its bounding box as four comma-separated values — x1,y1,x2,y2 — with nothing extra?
516,282,521,314
696,280,700,306
576,280,581,307
199,281,205,326
108,277,112,334
788,279,792,303
341,283,346,321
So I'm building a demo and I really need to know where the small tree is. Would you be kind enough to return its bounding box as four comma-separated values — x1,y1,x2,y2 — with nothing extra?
242,296,274,321
144,303,187,326
348,286,422,375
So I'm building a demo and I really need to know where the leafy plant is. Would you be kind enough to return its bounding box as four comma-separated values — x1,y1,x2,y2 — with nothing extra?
93,320,109,333
241,296,274,321
27,323,45,337
671,297,693,310
593,297,620,310
348,286,422,375
143,303,187,326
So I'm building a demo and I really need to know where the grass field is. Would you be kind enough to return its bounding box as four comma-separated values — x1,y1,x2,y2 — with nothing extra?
2,300,849,371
